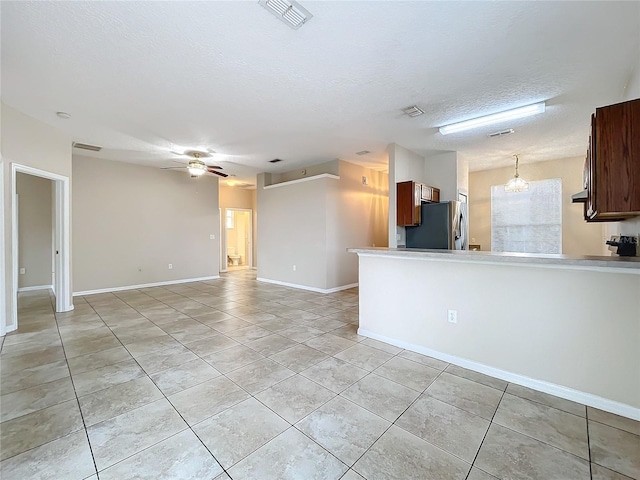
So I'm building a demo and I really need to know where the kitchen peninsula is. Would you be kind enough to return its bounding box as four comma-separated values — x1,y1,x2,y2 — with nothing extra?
348,247,640,420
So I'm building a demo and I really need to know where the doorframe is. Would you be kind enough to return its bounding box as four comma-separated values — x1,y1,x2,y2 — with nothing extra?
224,208,253,269
9,164,73,333
0,159,6,336
219,207,227,273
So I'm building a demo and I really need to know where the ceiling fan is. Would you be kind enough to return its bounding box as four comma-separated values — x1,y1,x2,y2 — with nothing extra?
161,150,229,178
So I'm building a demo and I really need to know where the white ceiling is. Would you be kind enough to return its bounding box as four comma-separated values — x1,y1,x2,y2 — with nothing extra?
2,1,639,184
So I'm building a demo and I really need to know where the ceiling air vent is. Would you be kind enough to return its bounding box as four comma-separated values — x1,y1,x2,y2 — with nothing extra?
356,150,370,156
259,0,313,30
269,158,283,163
403,105,425,117
72,142,102,152
487,129,515,138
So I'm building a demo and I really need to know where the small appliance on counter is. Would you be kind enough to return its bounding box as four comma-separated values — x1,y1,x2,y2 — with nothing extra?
606,235,638,257
405,201,467,250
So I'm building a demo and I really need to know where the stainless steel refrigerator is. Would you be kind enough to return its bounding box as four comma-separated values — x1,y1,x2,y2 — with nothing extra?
405,201,468,250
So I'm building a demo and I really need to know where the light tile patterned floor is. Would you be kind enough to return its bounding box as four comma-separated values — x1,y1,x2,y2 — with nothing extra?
1,270,639,479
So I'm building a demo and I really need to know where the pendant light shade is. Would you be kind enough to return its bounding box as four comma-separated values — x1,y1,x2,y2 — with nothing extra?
505,154,529,192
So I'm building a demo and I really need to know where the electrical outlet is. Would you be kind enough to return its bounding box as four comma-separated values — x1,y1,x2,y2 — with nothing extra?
168,264,173,270
447,309,457,324
292,265,296,271
396,233,401,241
19,268,26,275
210,234,215,240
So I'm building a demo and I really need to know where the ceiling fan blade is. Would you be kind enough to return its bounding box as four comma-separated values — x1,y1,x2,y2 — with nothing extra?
207,168,229,178
160,166,185,170
205,165,223,170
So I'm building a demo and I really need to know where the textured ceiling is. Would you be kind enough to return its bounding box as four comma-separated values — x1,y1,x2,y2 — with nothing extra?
2,1,639,183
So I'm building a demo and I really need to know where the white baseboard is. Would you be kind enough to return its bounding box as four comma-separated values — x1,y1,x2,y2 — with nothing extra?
358,328,640,421
73,276,220,297
18,285,53,292
257,277,358,294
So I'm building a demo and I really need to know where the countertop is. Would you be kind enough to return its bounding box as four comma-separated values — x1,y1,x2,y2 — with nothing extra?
347,247,640,273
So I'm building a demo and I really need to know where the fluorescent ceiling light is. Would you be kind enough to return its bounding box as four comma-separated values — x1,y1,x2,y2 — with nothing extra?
439,102,546,135
259,0,312,30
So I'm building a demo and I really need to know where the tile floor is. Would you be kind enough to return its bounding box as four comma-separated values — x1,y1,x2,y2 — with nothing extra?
1,270,639,480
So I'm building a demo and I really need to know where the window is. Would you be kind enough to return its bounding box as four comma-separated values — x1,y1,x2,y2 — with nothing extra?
226,210,234,229
491,178,562,254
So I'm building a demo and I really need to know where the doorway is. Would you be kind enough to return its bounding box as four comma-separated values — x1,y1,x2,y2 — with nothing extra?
7,164,73,334
224,208,252,271
16,173,55,294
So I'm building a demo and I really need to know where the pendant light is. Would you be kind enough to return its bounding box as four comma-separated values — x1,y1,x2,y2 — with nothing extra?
504,154,529,192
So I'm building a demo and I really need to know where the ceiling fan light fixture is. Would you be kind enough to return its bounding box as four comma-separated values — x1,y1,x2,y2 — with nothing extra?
440,101,546,135
187,160,207,176
504,154,529,192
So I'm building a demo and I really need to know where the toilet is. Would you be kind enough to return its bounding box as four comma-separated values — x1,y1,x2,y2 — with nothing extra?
227,247,241,266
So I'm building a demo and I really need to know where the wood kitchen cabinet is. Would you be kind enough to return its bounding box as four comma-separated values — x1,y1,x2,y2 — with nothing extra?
397,181,422,226
421,184,440,203
583,98,640,221
396,181,441,226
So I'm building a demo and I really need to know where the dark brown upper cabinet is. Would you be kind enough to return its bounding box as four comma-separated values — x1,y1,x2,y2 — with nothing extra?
583,98,640,222
397,181,441,226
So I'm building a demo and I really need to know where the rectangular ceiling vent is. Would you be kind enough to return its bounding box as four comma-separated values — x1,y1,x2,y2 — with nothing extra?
356,150,371,156
487,128,515,138
403,105,425,117
72,142,102,152
259,0,313,30
269,158,283,163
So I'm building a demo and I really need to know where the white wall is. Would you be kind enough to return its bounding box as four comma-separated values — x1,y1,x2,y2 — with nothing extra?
257,161,388,291
388,144,427,247
326,162,388,288
423,151,459,202
73,155,220,293
269,160,339,184
357,253,640,414
17,173,53,288
257,172,329,290
1,104,73,333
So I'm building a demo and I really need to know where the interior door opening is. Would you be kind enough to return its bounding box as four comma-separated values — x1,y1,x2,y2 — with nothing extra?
5,164,73,335
224,208,252,271
16,173,55,298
